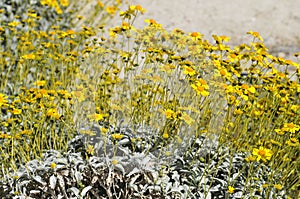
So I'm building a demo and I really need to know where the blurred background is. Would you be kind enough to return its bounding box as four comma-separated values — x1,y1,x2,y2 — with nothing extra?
128,0,300,59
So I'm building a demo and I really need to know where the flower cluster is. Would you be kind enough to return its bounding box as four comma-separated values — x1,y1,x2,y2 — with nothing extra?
0,1,299,198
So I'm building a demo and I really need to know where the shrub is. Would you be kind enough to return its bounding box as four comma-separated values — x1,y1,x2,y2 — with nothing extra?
0,1,299,198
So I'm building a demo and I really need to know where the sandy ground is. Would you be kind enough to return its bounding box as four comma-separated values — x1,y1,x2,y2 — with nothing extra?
127,0,300,59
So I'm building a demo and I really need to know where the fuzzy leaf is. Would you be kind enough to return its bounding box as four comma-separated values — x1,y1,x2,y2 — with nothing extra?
32,175,46,186
81,186,93,197
49,175,57,189
75,171,82,182
30,190,40,194
114,163,125,174
127,167,140,177
68,187,80,197
57,174,65,188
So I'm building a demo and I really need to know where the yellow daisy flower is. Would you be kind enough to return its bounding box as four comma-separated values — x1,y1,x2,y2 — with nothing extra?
252,146,273,162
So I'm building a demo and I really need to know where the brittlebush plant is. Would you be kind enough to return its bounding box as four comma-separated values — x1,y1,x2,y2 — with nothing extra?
0,0,127,174
0,1,299,198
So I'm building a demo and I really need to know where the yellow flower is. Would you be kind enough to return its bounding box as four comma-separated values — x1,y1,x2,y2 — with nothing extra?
245,155,256,162
262,183,269,188
46,108,61,119
162,133,169,139
291,105,300,113
191,84,209,96
164,109,175,119
183,66,196,76
219,35,230,42
191,79,209,96
189,32,202,40
247,31,264,41
34,80,46,87
253,110,263,116
227,186,235,194
21,53,36,60
134,5,146,14
160,64,176,74
248,86,256,94
106,6,117,15
0,133,12,139
219,69,228,77
111,159,118,165
97,1,104,8
100,127,108,135
283,122,300,133
286,137,299,147
111,133,124,140
86,144,94,155
88,113,106,122
8,21,20,27
19,130,33,135
275,128,285,135
179,112,195,125
60,0,68,7
0,93,8,107
11,108,22,115
234,109,243,115
252,146,273,162
274,184,283,191
241,94,249,101
144,19,162,28
50,162,57,169
55,6,63,14
72,90,85,102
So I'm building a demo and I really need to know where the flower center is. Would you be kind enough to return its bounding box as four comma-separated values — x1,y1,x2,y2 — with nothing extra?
258,149,266,156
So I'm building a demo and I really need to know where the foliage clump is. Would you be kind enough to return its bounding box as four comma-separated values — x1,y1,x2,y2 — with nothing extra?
0,1,299,198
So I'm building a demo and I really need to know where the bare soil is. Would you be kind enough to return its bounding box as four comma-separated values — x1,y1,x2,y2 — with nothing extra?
128,0,300,60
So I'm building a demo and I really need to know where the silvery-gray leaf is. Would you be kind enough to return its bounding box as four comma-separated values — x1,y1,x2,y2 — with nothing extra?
172,171,180,181
114,164,125,174
32,175,46,186
58,169,69,176
141,155,154,167
56,158,68,165
209,184,221,192
164,182,172,193
68,187,80,197
127,167,140,177
81,186,93,197
78,164,86,170
29,190,40,194
49,175,57,189
93,162,105,169
170,183,183,192
115,146,129,156
129,173,142,184
118,138,130,145
148,185,161,192
57,194,64,199
56,164,67,169
18,180,30,187
57,174,65,188
128,183,138,191
74,171,82,182
233,191,243,198
232,172,240,180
